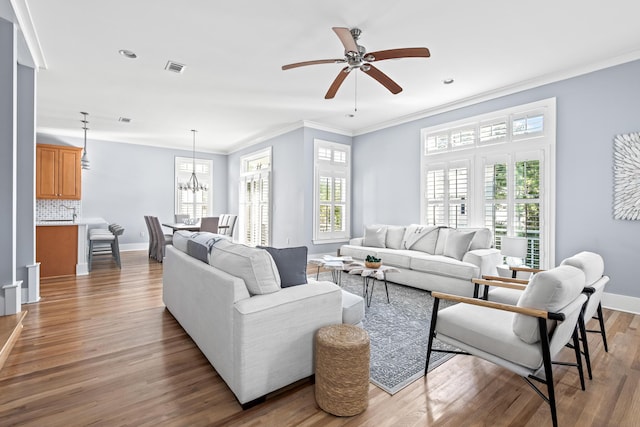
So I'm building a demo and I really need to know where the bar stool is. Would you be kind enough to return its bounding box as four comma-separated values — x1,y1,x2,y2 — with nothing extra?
88,224,124,271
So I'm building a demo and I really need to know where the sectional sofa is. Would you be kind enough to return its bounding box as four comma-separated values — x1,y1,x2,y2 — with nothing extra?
162,232,364,407
339,225,502,297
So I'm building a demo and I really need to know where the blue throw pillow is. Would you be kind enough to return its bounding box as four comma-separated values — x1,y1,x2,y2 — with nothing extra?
258,246,308,288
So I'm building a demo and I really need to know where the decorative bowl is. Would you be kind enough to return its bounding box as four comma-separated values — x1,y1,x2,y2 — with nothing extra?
365,261,382,269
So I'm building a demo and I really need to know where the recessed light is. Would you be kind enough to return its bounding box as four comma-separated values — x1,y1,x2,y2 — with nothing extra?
443,78,454,85
119,49,137,59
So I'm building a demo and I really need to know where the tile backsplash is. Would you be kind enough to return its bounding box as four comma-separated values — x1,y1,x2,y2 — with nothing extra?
36,199,82,221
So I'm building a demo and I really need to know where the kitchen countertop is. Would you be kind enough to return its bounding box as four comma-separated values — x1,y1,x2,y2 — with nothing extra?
36,217,108,226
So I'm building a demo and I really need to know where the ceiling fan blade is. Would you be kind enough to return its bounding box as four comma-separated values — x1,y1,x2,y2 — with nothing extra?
362,64,403,94
366,47,431,62
282,59,345,70
332,27,358,53
325,67,350,99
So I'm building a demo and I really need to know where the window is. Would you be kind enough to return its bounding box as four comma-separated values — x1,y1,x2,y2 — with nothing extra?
314,140,351,243
484,155,541,268
239,148,271,246
175,156,213,218
424,161,469,227
421,98,555,268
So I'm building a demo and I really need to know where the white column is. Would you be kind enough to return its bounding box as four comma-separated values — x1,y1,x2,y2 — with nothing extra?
0,17,20,315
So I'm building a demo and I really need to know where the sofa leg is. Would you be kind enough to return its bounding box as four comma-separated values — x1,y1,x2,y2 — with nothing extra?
241,395,266,410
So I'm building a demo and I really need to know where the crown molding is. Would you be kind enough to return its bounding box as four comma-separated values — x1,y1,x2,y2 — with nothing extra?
302,120,353,137
354,49,640,137
10,0,46,68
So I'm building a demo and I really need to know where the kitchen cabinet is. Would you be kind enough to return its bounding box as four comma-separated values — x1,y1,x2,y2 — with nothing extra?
36,144,82,199
36,225,78,278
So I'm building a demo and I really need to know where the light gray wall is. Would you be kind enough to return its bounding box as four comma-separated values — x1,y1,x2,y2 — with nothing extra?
35,134,228,246
227,126,351,255
352,59,640,298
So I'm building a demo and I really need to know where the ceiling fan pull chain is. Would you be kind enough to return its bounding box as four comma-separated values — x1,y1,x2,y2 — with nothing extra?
354,69,358,113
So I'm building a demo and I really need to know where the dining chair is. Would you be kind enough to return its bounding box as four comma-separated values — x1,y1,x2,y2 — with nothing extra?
427,265,588,427
174,214,189,223
200,216,219,233
149,216,173,262
217,214,237,237
144,216,156,259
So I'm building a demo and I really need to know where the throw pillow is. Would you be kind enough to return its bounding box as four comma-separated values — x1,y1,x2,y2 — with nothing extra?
363,225,387,248
434,227,450,255
443,230,476,260
258,246,308,288
209,239,281,295
402,225,439,254
385,225,406,249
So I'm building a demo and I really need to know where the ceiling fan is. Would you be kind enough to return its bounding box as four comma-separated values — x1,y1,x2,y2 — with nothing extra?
282,27,430,99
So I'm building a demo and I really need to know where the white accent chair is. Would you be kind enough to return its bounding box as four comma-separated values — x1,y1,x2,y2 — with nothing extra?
478,251,610,379
426,265,588,427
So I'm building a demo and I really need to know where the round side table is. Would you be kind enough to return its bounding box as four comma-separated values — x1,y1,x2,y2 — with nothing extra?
315,324,370,416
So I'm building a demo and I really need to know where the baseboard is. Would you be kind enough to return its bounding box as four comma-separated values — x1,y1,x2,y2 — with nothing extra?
602,292,640,315
120,243,148,252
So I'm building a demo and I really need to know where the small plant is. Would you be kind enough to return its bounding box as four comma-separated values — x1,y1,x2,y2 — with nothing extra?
366,255,381,263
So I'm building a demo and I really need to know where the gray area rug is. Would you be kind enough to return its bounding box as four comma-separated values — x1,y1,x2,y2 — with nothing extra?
316,271,456,395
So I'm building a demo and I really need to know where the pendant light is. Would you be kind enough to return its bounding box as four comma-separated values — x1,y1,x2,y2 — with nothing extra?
184,129,207,193
80,112,90,170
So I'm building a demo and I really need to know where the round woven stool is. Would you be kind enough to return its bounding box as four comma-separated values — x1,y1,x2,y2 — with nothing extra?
315,324,370,416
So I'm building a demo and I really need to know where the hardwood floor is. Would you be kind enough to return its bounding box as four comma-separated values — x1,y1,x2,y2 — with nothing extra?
0,251,638,426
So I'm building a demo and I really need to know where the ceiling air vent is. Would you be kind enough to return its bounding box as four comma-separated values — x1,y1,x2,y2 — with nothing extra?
165,60,186,74
118,117,132,123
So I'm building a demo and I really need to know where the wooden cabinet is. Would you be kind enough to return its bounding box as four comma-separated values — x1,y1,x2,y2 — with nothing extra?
36,144,82,199
36,225,78,278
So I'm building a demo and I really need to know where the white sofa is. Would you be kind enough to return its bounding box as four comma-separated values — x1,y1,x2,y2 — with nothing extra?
339,225,502,297
162,238,364,407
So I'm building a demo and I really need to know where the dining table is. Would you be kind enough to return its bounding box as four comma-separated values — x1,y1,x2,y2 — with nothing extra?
161,222,201,232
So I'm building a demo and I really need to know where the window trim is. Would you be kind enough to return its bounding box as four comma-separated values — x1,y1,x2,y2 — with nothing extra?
313,139,351,244
420,98,556,268
239,147,272,246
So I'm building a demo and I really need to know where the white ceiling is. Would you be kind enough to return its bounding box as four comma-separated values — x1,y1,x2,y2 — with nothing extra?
19,0,640,153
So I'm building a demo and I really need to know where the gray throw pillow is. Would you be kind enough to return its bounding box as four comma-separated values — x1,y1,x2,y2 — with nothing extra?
363,225,387,248
258,246,308,288
443,230,476,260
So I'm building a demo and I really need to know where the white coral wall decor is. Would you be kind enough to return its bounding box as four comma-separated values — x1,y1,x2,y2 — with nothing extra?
613,132,640,220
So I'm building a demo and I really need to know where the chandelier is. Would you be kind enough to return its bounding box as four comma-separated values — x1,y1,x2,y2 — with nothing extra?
80,112,90,170
179,129,208,192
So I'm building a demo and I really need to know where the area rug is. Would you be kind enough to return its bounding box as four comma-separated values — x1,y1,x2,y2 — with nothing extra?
315,271,457,395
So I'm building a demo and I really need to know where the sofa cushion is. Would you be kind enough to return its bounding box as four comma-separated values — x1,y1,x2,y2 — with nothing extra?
443,229,476,260
374,248,415,269
385,225,406,249
410,255,479,280
402,225,439,254
363,225,387,248
209,240,281,295
513,265,585,344
341,290,365,325
259,246,308,288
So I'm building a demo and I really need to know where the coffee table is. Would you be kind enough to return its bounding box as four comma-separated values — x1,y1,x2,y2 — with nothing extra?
346,263,400,307
309,255,353,284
